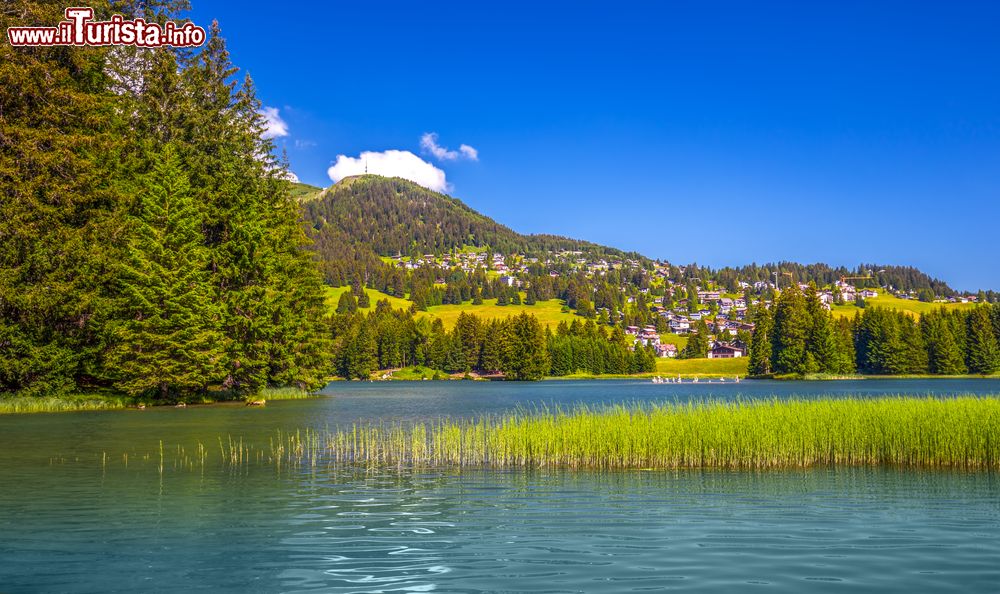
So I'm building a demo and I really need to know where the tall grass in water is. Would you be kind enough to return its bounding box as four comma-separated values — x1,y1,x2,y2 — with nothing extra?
259,387,317,400
299,396,1000,470
0,395,128,414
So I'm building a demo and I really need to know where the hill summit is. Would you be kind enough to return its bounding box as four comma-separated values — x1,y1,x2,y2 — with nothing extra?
301,174,635,285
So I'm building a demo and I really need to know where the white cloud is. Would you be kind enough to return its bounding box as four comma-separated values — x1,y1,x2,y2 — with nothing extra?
420,132,478,162
327,150,448,192
459,144,478,160
261,106,288,139
283,170,300,183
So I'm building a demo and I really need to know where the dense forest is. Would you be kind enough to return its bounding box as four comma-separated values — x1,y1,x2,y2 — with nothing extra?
301,175,962,300
0,0,329,399
302,175,644,286
329,295,656,381
748,284,1000,376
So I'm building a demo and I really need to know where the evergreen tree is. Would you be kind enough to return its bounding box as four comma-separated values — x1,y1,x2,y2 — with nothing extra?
921,309,966,375
747,307,773,376
966,307,1000,374
771,284,811,374
502,313,550,380
0,3,126,396
804,284,836,373
681,320,710,359
479,320,504,373
105,147,223,399
453,312,483,372
354,284,371,308
337,292,358,314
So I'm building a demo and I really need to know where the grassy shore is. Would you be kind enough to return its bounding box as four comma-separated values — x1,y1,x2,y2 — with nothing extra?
0,385,322,414
198,396,1000,471
0,393,130,414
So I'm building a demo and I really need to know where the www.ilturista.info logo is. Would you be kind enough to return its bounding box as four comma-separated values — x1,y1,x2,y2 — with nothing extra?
7,7,205,47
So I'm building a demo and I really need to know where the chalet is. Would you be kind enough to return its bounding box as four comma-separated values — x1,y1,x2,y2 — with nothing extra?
708,343,745,359
625,326,640,336
637,326,660,347
656,343,678,358
498,275,518,287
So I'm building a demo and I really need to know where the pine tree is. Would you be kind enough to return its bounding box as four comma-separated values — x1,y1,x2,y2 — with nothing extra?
105,147,223,399
454,312,483,372
966,307,1000,374
502,313,550,380
353,282,371,308
479,320,504,373
681,320,710,359
747,307,773,376
337,291,357,313
0,3,126,396
804,284,836,373
771,284,811,374
921,309,966,375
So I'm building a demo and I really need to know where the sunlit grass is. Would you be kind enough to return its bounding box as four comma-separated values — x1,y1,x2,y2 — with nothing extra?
120,395,1000,472
0,394,128,414
831,294,976,320
259,386,320,400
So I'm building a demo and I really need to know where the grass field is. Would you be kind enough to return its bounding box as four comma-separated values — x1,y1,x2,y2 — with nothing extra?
289,182,323,203
325,286,580,330
655,356,748,377
426,298,577,329
202,396,1000,471
831,294,976,319
658,333,689,349
324,286,414,314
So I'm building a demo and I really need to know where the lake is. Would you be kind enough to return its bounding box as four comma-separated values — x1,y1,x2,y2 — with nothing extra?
2,379,999,592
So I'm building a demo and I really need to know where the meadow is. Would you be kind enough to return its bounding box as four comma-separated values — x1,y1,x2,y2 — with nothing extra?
654,356,747,377
325,285,579,330
197,396,1000,471
831,293,976,319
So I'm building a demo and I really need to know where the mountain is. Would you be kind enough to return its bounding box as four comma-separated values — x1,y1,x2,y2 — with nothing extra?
299,175,960,297
301,175,643,285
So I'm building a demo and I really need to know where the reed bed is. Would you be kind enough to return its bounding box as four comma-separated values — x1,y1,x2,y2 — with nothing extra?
259,387,318,400
201,396,1000,472
0,394,128,414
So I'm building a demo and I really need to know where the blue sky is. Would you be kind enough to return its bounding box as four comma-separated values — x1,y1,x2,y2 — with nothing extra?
187,1,1000,291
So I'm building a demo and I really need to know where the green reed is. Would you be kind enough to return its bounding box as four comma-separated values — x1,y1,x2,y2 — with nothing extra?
105,396,1000,472
306,396,1000,470
0,394,128,414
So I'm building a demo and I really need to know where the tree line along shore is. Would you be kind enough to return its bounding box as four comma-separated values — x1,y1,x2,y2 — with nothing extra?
3,3,999,412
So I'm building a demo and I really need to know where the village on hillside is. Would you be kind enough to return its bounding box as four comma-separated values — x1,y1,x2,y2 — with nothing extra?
384,248,986,361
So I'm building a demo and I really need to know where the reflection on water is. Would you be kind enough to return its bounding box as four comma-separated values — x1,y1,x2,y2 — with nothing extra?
2,379,1000,592
1,464,998,593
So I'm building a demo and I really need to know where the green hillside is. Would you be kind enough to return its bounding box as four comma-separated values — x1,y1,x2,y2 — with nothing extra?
325,286,577,330
289,182,322,202
301,174,643,285
831,294,977,319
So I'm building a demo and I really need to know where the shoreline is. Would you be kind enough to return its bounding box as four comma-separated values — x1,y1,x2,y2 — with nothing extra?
5,375,1000,415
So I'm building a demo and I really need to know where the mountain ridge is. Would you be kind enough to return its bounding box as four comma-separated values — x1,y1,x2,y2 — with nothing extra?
298,174,961,297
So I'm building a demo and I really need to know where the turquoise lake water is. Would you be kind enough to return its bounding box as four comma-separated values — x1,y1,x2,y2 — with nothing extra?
1,379,999,592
